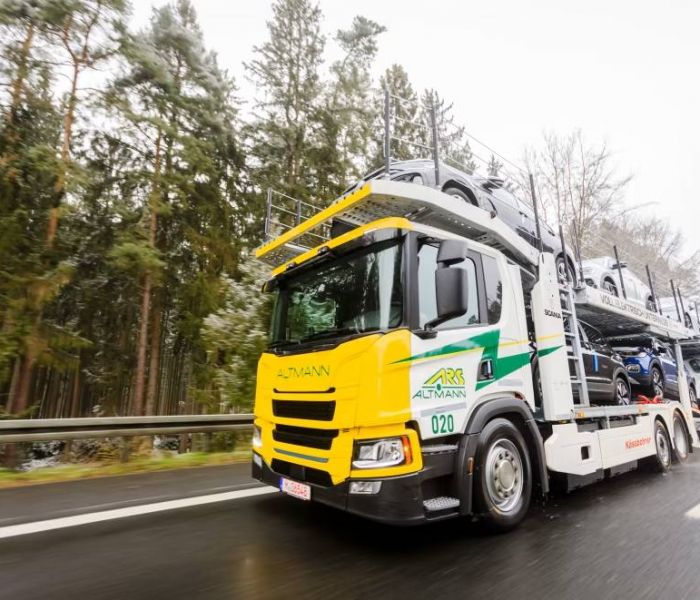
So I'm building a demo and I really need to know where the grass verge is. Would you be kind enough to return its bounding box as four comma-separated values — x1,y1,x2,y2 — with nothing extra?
0,446,252,489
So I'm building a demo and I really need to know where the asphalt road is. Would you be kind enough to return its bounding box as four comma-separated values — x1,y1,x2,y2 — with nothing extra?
2,460,700,600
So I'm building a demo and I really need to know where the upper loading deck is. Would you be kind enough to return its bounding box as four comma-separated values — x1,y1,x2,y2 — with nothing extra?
256,180,697,344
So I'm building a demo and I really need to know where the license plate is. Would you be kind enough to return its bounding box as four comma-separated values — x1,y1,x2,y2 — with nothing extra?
280,477,311,501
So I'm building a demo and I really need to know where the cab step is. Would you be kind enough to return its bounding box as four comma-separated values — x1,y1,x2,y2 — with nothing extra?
423,496,460,512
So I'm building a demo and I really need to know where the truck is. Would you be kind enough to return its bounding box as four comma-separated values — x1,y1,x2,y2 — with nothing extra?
250,179,699,531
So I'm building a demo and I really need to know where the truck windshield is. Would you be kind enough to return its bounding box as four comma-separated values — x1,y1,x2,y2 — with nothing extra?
269,240,403,347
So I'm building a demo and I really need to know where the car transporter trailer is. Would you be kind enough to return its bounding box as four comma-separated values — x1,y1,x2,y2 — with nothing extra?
251,178,700,531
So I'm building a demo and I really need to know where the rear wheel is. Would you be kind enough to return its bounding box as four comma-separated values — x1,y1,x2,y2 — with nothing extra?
474,418,532,532
615,376,631,405
602,278,619,296
650,366,664,398
646,419,672,472
672,412,689,463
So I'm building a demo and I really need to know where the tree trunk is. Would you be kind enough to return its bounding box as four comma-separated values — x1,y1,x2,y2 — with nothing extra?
145,299,162,416
11,353,35,415
5,23,35,126
46,60,80,247
132,132,163,415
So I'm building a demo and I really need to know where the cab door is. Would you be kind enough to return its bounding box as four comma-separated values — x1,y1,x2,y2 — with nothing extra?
411,237,515,439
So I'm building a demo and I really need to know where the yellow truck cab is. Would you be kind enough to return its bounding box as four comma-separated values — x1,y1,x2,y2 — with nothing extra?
251,180,699,531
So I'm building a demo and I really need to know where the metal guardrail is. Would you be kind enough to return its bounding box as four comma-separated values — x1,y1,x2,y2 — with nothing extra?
0,414,254,443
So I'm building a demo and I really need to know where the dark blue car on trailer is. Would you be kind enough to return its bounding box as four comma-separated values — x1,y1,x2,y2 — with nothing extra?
610,336,679,399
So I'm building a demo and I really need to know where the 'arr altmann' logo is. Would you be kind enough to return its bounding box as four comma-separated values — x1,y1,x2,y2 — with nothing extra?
413,368,467,400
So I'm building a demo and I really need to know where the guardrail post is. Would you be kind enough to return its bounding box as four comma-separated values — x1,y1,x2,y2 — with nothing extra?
678,284,687,326
264,188,272,240
645,265,659,313
430,101,440,186
384,88,391,177
529,173,544,252
670,279,681,322
613,245,627,299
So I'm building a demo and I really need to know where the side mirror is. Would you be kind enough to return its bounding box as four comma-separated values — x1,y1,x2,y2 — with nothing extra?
426,239,470,330
612,262,627,269
656,346,667,355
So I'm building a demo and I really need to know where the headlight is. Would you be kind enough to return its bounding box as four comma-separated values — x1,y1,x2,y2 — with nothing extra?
626,364,641,373
252,425,262,449
637,351,648,358
352,436,412,469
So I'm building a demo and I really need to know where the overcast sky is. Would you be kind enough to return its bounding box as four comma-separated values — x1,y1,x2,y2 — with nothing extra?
133,0,700,260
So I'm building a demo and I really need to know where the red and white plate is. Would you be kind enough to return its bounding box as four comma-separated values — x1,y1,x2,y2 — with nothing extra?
280,477,311,501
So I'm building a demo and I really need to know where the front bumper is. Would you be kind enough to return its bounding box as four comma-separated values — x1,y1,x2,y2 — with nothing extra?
252,449,460,526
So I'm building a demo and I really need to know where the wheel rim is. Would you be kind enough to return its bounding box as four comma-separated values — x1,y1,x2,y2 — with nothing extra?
674,417,688,459
616,379,630,405
603,280,618,296
656,425,670,467
652,369,663,397
485,438,524,513
451,193,464,201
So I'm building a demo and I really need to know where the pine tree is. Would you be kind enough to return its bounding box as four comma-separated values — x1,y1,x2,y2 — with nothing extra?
487,154,503,177
106,0,241,415
245,0,325,203
312,16,385,198
372,64,422,166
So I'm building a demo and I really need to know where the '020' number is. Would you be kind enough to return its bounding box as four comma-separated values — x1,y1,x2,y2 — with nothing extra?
431,413,454,434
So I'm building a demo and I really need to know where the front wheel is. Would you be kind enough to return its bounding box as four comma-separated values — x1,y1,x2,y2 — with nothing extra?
473,418,532,532
556,256,575,284
443,186,476,205
615,376,631,405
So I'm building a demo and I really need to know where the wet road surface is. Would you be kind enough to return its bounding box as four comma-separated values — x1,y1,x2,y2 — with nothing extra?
2,460,700,599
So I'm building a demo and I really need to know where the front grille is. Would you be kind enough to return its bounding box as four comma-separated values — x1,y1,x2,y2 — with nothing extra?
272,399,336,421
273,424,338,450
272,458,333,487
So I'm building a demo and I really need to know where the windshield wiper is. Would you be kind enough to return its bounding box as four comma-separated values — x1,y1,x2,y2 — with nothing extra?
300,327,359,343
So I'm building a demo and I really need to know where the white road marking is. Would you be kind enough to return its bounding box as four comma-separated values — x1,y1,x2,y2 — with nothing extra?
0,486,277,540
685,502,700,520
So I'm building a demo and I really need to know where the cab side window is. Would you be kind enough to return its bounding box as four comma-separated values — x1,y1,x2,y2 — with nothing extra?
482,254,502,324
417,242,502,329
417,243,479,329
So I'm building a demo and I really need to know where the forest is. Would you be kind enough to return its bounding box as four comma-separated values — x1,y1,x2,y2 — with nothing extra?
1,0,697,421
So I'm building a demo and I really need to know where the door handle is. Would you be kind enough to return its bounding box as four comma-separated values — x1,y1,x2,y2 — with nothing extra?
479,359,494,380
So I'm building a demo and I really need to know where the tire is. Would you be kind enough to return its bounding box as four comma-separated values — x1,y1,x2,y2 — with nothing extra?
602,278,619,296
615,376,631,406
555,256,575,284
473,418,532,532
443,186,476,205
650,366,664,398
645,419,672,472
672,412,689,463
